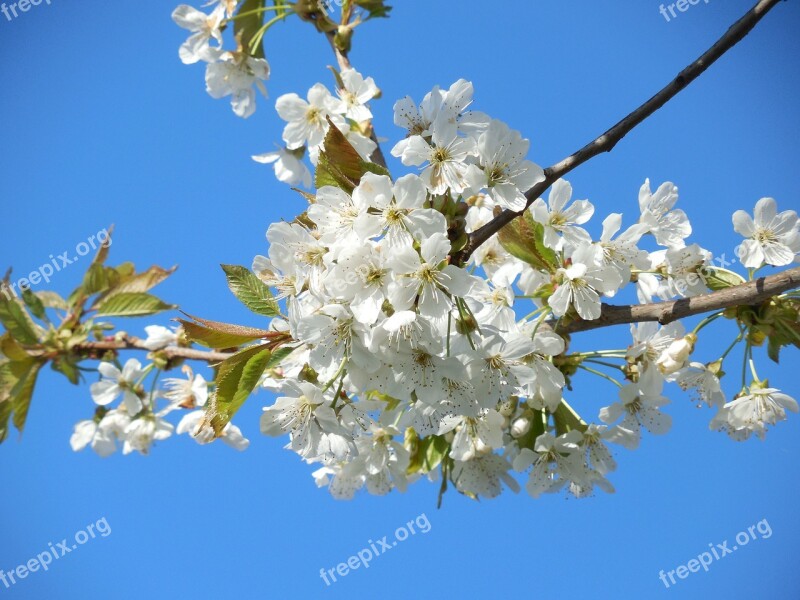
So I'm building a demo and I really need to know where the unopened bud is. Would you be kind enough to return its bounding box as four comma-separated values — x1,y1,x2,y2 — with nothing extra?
656,334,696,375
511,417,531,439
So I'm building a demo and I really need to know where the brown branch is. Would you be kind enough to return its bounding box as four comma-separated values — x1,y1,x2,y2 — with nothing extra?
62,268,798,365
325,31,353,71
458,0,784,263
558,266,800,334
73,338,233,363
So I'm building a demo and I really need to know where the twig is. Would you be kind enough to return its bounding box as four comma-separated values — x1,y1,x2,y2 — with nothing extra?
557,266,800,334
458,0,783,262
72,337,234,363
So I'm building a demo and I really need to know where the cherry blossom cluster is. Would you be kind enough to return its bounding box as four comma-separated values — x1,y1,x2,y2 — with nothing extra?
71,328,249,457
172,1,270,118
238,76,800,500
253,69,380,187
97,9,799,501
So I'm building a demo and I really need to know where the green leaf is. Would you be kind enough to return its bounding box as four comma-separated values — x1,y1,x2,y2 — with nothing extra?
0,361,16,404
497,210,559,273
221,265,280,317
89,225,114,267
315,118,389,193
0,295,41,345
95,293,175,317
406,432,450,475
1,334,31,361
421,435,450,473
82,263,121,296
266,346,294,368
177,318,269,348
354,0,392,19
0,394,12,443
107,265,176,296
704,267,746,292
209,345,273,435
235,0,266,58
316,152,358,193
51,355,81,385
767,334,782,364
21,288,47,321
36,291,68,311
181,313,273,338
10,360,43,433
0,357,44,440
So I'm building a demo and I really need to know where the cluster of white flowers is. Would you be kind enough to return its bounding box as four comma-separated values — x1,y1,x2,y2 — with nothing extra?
173,2,270,118
96,17,800,500
238,75,800,500
71,328,249,457
253,69,380,187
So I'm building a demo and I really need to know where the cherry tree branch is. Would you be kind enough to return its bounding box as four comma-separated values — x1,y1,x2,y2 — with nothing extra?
459,0,784,262
72,338,233,363
61,267,798,364
557,266,800,334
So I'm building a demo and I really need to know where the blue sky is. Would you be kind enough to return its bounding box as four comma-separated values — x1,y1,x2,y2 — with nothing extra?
1,0,799,598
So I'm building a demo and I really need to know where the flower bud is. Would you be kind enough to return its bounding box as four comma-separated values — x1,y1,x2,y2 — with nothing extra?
511,417,531,438
656,333,696,375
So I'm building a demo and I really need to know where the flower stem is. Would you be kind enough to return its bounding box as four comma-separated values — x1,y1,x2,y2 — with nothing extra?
323,360,347,394
748,356,760,382
741,341,752,391
720,328,744,363
249,11,294,54
227,5,294,22
578,364,623,387
574,350,627,358
531,307,552,338
692,311,724,335
582,358,625,371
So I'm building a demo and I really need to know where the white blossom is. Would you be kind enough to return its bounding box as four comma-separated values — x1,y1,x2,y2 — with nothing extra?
205,51,270,118
90,359,145,415
531,179,594,251
638,179,691,248
733,197,800,268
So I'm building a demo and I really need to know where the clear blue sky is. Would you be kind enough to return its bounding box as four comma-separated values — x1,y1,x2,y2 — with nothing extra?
1,1,799,598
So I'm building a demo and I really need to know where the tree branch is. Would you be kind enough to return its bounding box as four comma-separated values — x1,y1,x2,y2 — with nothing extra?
459,0,784,262
64,267,798,365
558,266,800,334
73,338,233,363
